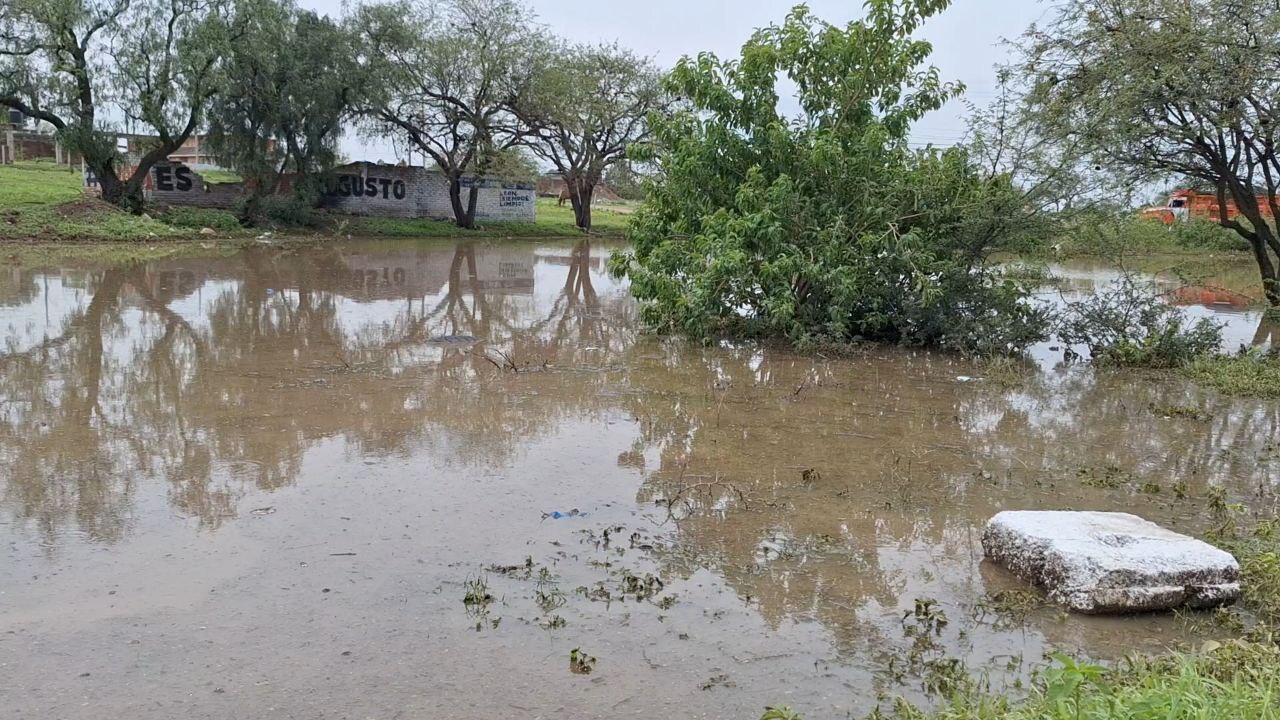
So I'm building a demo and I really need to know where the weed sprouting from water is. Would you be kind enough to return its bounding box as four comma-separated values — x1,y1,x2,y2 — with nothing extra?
1148,402,1211,421
902,598,949,639
568,647,596,674
1075,464,1133,488
462,575,494,611
535,586,566,614
981,355,1031,389
619,569,664,601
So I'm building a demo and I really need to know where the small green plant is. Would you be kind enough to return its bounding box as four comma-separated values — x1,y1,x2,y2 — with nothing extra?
902,598,949,638
1041,653,1108,720
462,575,494,610
568,647,596,674
759,707,802,720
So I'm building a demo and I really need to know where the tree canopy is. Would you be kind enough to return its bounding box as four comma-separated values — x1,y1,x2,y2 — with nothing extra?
513,42,666,232
1,0,232,211
206,0,361,223
1018,0,1280,306
353,0,545,229
612,1,1048,353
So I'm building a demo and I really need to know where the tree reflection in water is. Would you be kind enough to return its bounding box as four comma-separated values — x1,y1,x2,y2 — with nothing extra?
0,239,629,542
1,240,1276,663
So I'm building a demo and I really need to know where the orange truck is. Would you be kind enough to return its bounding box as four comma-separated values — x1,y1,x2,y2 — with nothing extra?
1141,189,1275,224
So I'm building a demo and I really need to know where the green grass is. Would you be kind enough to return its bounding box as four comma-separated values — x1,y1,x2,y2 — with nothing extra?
1050,216,1257,258
762,639,1280,720
1218,522,1280,626
0,160,202,241
0,159,85,206
863,640,1280,720
2,239,253,266
1184,352,1280,399
197,168,243,184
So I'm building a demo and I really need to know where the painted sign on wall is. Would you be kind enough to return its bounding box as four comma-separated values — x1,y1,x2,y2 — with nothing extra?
328,173,408,201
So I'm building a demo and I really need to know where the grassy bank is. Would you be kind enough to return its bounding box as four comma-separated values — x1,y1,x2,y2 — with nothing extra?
0,160,199,241
1,160,630,241
1184,353,1280,399
859,638,1280,720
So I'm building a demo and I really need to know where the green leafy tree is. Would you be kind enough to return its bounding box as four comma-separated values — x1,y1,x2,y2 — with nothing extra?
1017,0,1280,307
612,2,1048,353
512,42,667,232
205,0,360,224
0,0,232,212
352,0,545,229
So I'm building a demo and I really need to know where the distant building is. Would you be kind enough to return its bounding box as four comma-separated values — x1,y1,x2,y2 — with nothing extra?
535,172,622,202
166,134,239,167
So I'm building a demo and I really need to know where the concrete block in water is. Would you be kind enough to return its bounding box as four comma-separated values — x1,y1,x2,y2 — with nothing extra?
982,511,1240,614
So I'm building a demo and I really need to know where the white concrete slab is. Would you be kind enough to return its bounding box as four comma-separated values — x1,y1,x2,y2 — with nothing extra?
982,510,1241,614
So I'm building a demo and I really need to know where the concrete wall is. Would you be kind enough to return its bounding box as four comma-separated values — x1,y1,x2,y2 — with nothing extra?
146,162,242,209
3,128,75,165
323,162,535,222
81,159,537,223
84,161,242,208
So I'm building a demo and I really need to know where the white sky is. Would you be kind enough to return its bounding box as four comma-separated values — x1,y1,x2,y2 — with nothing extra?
298,0,1054,163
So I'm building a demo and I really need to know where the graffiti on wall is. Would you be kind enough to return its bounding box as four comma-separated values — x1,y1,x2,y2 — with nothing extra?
500,188,530,208
327,173,408,201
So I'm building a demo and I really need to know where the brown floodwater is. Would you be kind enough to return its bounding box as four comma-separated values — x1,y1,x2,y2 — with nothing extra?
1,240,1277,720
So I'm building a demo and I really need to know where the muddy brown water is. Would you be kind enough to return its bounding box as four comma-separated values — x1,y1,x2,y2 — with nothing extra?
1,240,1277,719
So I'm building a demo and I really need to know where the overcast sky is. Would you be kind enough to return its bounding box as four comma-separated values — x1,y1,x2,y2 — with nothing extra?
298,0,1054,163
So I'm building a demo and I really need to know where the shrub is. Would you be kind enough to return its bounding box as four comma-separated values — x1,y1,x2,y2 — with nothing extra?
612,4,1049,355
1057,273,1223,367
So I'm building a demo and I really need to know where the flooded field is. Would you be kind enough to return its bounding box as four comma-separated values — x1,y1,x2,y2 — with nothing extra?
2,240,1278,719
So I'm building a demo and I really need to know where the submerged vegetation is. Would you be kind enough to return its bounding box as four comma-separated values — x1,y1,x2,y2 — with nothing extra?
1183,351,1280,400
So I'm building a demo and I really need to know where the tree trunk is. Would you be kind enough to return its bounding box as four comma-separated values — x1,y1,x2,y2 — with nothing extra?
448,176,476,230
464,183,480,229
568,177,594,232
1217,184,1280,308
